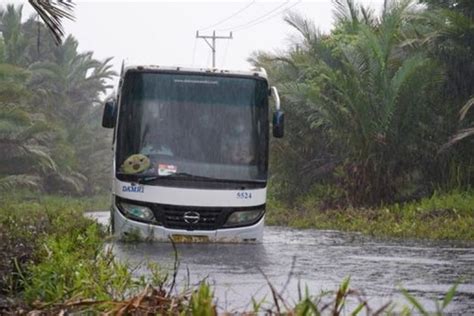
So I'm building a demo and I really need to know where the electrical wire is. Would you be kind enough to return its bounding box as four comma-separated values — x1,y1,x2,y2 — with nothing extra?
217,0,291,32
198,0,256,32
196,0,301,68
232,0,302,32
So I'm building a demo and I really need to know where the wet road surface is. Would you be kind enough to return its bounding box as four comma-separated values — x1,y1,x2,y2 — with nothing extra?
87,212,474,313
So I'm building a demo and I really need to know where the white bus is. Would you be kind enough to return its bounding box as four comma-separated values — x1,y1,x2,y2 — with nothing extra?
102,65,284,242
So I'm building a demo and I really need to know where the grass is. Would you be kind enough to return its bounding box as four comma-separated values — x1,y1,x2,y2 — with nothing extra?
266,190,474,240
22,225,170,311
0,193,175,313
0,191,467,314
0,193,101,296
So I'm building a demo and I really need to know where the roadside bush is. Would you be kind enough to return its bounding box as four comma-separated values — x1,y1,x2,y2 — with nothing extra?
296,183,346,211
267,190,474,240
23,225,163,305
0,193,107,296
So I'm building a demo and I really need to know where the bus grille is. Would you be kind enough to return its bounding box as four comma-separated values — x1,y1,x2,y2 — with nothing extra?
154,206,225,230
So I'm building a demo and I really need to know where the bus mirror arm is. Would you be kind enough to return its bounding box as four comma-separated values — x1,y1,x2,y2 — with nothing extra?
271,86,284,138
271,86,280,111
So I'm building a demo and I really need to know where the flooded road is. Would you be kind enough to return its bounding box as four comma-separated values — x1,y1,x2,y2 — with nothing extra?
88,212,474,313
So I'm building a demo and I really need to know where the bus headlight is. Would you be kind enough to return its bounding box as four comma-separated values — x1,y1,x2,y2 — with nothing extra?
224,210,264,227
118,202,155,221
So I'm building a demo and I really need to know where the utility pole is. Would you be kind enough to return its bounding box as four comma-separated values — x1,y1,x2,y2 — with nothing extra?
196,30,233,68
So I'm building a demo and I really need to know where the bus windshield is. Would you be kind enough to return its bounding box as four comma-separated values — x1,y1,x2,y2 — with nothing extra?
116,71,269,183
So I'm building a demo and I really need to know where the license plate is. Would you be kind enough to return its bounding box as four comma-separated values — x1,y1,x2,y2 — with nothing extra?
171,234,209,243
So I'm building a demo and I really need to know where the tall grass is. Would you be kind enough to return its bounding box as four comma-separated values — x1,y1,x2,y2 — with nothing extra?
267,189,474,240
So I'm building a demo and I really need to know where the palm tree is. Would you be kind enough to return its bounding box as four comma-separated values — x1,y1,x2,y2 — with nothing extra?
0,3,116,195
29,36,115,124
27,35,116,194
1,3,73,67
249,17,345,202
0,107,56,190
0,62,55,191
0,5,28,65
1,1,74,48
416,0,474,187
0,63,29,102
253,0,445,205
306,0,443,204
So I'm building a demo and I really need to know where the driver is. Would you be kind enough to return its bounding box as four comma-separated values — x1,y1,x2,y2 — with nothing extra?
225,139,253,164
222,114,255,164
141,101,176,156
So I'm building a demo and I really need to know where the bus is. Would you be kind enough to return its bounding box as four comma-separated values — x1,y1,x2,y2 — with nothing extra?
102,65,283,242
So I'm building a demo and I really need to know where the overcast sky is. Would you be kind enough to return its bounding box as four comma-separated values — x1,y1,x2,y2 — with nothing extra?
14,0,384,75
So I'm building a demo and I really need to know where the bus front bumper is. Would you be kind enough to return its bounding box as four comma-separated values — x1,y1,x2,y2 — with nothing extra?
112,206,264,243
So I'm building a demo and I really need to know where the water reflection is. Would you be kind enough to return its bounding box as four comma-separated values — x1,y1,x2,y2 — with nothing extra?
87,212,474,313
114,242,269,273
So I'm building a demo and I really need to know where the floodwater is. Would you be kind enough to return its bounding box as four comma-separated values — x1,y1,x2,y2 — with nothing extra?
87,212,474,313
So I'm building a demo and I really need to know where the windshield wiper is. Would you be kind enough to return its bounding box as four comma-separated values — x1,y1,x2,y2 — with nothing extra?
116,172,265,185
136,173,218,184
115,172,162,184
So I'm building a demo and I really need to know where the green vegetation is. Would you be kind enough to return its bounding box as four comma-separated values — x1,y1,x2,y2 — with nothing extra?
0,4,115,196
0,197,461,314
252,0,473,206
1,0,471,232
0,196,183,314
0,194,108,297
253,0,474,237
267,190,474,240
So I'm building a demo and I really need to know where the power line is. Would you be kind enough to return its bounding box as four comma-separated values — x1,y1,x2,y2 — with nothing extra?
232,0,302,32
196,31,233,68
216,0,291,32
198,0,256,32
194,0,301,68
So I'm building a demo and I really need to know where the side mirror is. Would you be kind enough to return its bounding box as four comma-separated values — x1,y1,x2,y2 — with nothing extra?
102,99,116,128
273,110,284,138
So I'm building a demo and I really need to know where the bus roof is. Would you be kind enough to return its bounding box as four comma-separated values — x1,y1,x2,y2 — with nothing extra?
122,65,268,80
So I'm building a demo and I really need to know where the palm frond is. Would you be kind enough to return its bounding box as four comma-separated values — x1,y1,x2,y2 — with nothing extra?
28,0,75,45
284,12,319,45
17,120,51,142
460,97,474,121
0,107,31,126
360,6,375,25
439,97,474,152
333,0,359,25
0,143,30,160
439,128,474,152
28,146,57,172
0,174,41,191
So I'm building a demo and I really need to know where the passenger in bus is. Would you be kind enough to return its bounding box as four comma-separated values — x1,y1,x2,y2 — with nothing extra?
222,115,255,164
225,139,254,164
141,108,177,157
